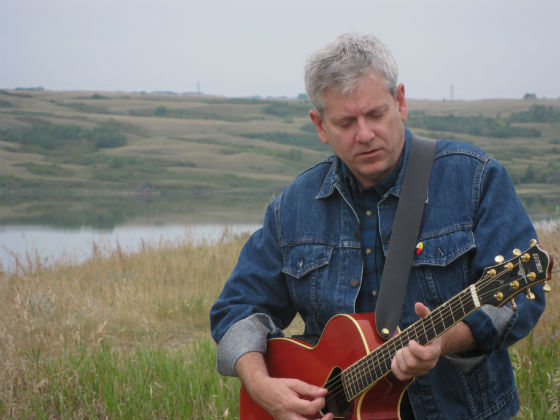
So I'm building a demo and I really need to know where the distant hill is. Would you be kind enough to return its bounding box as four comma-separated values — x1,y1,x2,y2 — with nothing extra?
0,89,559,227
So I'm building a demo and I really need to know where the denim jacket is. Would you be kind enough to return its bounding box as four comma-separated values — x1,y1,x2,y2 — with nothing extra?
210,130,545,420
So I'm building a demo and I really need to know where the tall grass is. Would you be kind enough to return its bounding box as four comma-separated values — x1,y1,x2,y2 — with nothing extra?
512,230,560,420
0,231,246,419
0,228,558,419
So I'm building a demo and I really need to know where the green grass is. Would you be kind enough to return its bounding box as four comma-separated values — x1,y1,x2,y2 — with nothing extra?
512,331,560,419
15,339,239,420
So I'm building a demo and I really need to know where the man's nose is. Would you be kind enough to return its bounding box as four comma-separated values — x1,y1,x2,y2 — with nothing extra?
355,118,374,143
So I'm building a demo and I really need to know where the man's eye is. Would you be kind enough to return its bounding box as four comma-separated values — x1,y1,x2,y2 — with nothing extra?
337,121,353,129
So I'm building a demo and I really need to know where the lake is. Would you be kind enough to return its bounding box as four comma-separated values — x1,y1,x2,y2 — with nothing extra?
0,223,261,273
1,218,558,274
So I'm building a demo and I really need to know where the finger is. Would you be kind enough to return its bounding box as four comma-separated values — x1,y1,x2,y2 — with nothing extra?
289,396,325,417
288,381,328,415
414,302,430,318
321,412,335,420
291,380,328,398
391,348,414,380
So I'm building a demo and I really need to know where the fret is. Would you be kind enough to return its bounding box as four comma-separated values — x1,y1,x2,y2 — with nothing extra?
362,360,372,386
458,290,475,317
373,354,384,380
428,310,439,338
436,305,447,332
444,299,455,326
433,308,446,336
357,364,366,393
417,316,430,344
457,292,467,319
343,366,356,399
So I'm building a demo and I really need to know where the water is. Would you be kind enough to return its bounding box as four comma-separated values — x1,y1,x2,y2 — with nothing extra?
1,217,557,274
0,223,260,273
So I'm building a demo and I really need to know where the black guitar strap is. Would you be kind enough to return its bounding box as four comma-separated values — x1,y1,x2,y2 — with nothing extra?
375,136,437,339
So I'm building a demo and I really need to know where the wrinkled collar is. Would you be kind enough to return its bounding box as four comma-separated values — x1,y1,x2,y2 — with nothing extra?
316,128,413,201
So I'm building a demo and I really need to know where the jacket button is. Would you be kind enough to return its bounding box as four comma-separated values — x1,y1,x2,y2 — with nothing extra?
350,278,360,288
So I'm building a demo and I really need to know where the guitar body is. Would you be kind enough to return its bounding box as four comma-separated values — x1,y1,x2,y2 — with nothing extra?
240,313,411,420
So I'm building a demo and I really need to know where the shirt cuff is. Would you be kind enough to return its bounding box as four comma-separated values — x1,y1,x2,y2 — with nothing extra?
445,304,515,373
463,304,515,352
216,313,283,377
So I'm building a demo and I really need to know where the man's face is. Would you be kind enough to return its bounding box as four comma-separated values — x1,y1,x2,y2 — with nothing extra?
310,75,408,188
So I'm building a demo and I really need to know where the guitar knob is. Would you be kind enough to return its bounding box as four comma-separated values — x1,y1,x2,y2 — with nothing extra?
529,239,538,247
526,290,536,300
494,255,504,264
510,298,518,312
543,281,552,293
512,248,522,257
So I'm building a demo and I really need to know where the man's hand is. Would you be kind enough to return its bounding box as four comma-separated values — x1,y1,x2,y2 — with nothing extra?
236,352,334,420
391,302,476,381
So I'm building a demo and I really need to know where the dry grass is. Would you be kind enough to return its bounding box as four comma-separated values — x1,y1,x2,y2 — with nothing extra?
526,230,560,341
0,231,246,351
0,230,250,418
0,227,558,418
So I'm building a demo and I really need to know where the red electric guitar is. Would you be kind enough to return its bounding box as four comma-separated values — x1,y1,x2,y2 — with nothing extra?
240,241,553,420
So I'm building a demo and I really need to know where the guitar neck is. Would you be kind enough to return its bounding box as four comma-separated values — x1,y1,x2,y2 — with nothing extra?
342,285,480,400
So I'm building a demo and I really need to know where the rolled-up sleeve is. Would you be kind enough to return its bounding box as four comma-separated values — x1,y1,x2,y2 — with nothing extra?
216,313,283,376
210,195,296,376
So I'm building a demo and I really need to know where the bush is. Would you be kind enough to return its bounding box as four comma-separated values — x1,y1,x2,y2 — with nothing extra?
88,127,127,148
0,122,127,150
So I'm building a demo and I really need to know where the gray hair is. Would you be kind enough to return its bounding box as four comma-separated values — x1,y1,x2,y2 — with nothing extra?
304,33,399,113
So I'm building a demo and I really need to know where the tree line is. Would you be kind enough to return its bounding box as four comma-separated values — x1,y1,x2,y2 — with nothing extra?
407,112,540,138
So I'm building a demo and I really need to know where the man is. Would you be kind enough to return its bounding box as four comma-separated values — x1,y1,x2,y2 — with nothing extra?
210,34,545,419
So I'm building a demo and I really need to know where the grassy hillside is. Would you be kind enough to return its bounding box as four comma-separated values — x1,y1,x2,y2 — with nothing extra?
1,89,559,227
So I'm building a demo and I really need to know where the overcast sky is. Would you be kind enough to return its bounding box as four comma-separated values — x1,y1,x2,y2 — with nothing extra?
1,0,559,100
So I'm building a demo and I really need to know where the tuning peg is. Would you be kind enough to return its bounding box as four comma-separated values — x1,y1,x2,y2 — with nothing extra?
512,248,522,257
529,239,538,247
526,289,536,300
494,255,504,264
543,281,552,293
509,298,518,312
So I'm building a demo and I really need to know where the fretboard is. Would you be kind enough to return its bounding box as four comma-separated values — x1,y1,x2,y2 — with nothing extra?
342,286,479,400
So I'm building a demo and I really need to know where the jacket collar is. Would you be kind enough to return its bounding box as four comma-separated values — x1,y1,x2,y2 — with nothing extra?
316,127,413,201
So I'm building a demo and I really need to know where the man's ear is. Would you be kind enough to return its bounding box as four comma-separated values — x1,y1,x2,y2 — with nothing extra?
309,110,330,145
396,83,408,122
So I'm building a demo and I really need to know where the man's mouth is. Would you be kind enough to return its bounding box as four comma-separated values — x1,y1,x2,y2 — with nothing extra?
357,149,380,159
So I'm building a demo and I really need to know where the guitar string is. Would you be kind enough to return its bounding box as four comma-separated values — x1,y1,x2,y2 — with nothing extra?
321,259,537,402
340,260,526,398
333,259,540,401
325,290,475,399
323,267,509,401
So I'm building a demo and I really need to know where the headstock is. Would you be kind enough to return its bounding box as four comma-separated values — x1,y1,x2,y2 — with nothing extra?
475,240,553,308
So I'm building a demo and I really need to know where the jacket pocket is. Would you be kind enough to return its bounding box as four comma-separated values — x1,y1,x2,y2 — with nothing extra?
282,243,334,279
401,228,476,320
412,226,475,267
281,244,334,335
